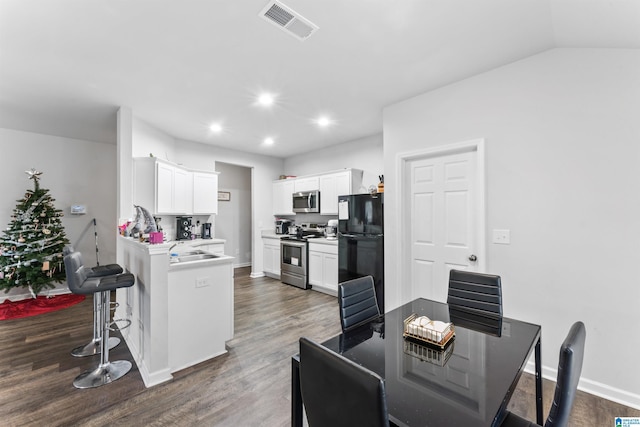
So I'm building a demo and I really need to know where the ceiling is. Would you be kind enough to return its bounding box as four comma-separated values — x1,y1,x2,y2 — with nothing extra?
1,1,638,158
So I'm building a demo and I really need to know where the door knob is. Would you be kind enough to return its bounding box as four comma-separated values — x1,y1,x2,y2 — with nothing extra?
468,254,477,262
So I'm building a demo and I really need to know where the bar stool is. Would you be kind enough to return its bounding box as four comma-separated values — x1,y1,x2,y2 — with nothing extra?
63,246,123,357
64,251,135,388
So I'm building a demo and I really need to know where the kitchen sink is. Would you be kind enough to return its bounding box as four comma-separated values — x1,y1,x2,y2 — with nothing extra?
170,249,220,263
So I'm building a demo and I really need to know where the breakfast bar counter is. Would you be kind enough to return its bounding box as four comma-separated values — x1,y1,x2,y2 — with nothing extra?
116,236,234,387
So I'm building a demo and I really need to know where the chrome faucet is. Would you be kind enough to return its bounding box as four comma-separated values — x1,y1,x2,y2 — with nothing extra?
169,242,184,253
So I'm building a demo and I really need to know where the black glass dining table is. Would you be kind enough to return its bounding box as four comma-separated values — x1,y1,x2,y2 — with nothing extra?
291,298,543,427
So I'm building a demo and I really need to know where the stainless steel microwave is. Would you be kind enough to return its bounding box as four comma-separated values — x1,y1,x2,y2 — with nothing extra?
292,190,320,213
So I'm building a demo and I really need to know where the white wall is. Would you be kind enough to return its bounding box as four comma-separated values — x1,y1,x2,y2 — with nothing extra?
283,133,384,191
383,48,640,408
132,117,176,162
216,162,252,267
0,128,117,300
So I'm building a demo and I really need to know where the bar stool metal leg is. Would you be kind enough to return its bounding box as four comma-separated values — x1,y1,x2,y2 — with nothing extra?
71,292,120,357
73,290,131,389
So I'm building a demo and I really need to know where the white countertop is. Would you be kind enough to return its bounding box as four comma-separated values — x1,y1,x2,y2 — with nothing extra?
306,237,338,246
261,230,338,245
261,230,286,239
119,236,225,251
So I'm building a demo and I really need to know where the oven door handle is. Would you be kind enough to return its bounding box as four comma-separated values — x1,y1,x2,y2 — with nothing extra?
281,241,307,248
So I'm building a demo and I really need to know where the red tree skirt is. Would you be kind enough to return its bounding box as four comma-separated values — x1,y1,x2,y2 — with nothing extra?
0,294,85,321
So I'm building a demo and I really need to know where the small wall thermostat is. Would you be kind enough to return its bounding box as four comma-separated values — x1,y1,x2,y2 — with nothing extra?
70,205,87,215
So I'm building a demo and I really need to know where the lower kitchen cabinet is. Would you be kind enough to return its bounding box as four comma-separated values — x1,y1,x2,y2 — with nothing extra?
308,241,338,295
263,236,281,279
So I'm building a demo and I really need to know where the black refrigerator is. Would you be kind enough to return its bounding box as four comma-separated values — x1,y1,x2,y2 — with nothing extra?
338,193,384,313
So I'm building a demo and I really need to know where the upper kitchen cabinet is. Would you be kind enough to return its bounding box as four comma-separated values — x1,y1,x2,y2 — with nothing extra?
294,176,319,192
156,161,191,214
134,158,219,215
192,171,219,214
319,169,363,215
273,179,295,216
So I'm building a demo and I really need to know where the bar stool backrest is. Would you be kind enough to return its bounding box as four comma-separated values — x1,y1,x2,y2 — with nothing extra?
63,252,91,295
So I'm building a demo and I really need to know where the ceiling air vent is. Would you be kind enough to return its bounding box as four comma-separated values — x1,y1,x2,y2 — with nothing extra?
259,1,319,41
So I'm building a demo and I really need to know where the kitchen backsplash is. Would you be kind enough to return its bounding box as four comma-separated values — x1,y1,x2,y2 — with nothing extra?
155,214,215,241
277,212,335,227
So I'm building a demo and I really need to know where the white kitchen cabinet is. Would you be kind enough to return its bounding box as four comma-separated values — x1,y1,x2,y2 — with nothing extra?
294,176,319,192
155,161,174,213
155,161,191,214
263,236,281,279
273,179,295,216
172,167,191,214
319,169,363,215
308,241,338,295
134,158,219,216
273,169,362,216
135,158,192,215
192,172,219,214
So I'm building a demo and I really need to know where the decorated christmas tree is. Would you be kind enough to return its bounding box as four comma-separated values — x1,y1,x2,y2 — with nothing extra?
0,169,70,297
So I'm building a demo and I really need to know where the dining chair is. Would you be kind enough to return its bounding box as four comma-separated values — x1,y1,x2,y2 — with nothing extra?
447,269,503,318
338,275,381,332
501,321,586,427
449,306,503,337
298,337,390,427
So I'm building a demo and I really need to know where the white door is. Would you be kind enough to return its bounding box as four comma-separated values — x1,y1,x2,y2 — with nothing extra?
405,146,483,302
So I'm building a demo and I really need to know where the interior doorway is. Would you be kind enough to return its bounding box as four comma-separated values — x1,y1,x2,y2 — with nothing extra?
399,139,486,303
215,162,252,268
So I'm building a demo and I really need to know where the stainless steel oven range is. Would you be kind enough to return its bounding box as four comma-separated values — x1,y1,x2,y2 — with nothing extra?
280,237,309,289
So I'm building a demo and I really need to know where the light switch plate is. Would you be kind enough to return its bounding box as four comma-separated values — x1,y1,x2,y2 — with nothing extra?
492,229,510,244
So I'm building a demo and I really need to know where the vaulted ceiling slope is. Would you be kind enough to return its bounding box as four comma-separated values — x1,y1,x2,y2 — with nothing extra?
0,1,638,158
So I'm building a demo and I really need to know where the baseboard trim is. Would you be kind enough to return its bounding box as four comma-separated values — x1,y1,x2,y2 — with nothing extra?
526,360,640,410
250,271,265,279
310,285,337,297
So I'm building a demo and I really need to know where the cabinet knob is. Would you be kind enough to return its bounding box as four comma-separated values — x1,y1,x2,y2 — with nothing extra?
468,254,477,262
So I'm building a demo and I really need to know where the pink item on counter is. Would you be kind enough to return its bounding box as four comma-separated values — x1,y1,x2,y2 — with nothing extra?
149,232,164,244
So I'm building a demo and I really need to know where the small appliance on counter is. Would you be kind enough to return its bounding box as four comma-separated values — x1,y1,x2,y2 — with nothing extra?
176,216,192,240
275,219,292,235
202,222,212,239
325,219,338,240
287,224,299,236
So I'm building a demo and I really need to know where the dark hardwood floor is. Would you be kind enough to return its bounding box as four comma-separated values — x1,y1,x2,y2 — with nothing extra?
1,267,638,426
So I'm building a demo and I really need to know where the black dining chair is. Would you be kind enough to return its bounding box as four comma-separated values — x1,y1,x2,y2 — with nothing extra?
299,336,390,427
449,306,503,337
447,269,503,318
338,275,381,332
501,321,587,427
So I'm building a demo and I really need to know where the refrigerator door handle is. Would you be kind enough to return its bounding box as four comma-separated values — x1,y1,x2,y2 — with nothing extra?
338,232,357,238
338,232,384,239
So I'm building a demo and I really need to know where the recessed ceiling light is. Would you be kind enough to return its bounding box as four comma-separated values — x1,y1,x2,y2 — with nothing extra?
264,137,275,145
316,116,331,127
258,93,275,107
210,123,222,133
